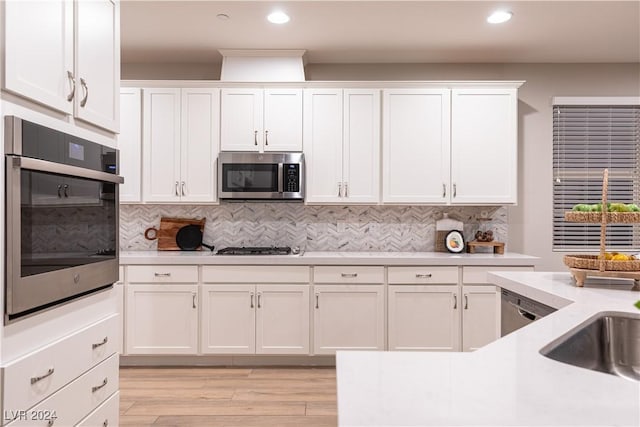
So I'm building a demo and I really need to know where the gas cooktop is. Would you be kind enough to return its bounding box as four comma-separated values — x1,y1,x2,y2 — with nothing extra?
216,246,293,255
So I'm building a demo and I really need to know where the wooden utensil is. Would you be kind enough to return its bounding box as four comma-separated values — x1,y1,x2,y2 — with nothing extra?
144,217,206,251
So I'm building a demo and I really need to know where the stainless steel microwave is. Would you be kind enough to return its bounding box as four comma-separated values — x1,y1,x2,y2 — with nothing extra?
218,152,304,200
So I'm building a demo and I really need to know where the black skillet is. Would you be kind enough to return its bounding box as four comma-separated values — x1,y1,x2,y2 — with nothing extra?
175,224,215,251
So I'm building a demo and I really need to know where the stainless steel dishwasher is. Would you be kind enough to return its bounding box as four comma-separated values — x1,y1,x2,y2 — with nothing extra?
501,289,557,336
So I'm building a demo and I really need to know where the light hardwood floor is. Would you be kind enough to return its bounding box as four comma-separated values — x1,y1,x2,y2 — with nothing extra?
119,367,338,426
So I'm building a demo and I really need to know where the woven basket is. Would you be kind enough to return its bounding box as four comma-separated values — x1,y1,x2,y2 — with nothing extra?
563,254,640,272
564,211,640,223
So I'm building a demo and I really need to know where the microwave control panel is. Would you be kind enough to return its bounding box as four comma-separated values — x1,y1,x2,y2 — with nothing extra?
284,164,300,192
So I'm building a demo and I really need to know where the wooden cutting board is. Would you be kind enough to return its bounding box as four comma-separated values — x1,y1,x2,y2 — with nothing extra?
147,217,206,251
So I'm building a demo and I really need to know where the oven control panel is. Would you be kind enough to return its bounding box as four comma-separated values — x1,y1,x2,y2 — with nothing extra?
284,163,300,193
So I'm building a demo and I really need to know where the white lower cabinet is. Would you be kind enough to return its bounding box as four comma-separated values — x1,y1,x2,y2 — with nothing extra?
6,355,119,426
76,390,119,427
125,284,199,354
313,284,385,354
461,285,501,352
388,285,460,351
201,284,310,355
388,266,460,351
200,266,311,355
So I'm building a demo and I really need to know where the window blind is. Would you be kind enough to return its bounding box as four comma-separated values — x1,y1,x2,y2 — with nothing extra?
553,104,640,250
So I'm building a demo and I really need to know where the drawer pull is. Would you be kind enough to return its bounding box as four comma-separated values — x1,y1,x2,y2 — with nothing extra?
257,292,262,309
416,273,432,279
250,291,254,308
341,273,358,278
92,336,108,349
103,420,108,427
453,294,457,309
315,293,319,309
154,272,171,277
31,368,55,384
92,377,108,393
464,294,469,310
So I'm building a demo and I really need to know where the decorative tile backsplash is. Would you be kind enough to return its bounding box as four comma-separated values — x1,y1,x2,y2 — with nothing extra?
120,203,507,252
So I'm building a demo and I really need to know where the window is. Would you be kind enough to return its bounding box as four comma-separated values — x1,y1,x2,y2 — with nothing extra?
552,98,640,250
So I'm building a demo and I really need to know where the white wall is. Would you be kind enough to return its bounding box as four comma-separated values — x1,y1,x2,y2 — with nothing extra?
121,62,640,270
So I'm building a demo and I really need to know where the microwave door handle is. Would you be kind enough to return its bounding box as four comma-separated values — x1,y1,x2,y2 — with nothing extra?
10,156,124,184
277,163,284,193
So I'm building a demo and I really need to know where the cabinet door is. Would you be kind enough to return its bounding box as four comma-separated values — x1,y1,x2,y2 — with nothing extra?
74,0,120,132
263,89,303,151
220,88,263,151
126,284,198,354
180,88,220,202
343,89,381,204
142,88,181,202
388,285,460,351
382,89,450,204
313,285,384,355
256,285,310,355
3,0,74,114
303,89,344,203
201,285,255,354
462,285,500,352
119,88,142,202
451,89,517,204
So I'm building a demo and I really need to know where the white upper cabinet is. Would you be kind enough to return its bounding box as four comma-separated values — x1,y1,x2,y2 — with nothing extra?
383,86,519,205
74,0,120,132
220,88,302,152
3,0,120,133
3,0,74,114
142,88,220,203
450,88,518,204
304,89,381,204
180,88,221,203
119,88,142,202
382,89,451,204
143,88,181,202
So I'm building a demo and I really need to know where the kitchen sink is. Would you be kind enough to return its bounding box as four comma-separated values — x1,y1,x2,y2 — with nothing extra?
540,312,640,382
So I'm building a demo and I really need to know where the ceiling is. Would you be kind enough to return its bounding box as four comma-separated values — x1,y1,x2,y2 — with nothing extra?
121,1,640,65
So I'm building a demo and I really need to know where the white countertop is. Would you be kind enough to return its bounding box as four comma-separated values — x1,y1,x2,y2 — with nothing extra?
120,250,538,266
336,272,640,426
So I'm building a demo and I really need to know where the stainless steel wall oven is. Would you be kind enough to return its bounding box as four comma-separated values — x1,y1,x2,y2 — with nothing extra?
4,116,123,322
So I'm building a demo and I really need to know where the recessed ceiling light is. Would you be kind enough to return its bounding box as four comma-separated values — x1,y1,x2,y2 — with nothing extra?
487,10,513,24
267,11,290,24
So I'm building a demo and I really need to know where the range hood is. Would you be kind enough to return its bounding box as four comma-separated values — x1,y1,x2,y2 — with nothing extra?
219,49,306,82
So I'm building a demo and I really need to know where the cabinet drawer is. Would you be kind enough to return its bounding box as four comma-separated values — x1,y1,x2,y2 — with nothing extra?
463,266,534,284
76,390,119,427
202,266,309,283
314,266,384,284
6,355,119,427
127,265,198,283
388,267,458,284
3,314,118,415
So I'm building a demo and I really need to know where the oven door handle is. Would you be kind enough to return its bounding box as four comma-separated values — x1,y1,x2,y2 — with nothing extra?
10,156,124,184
